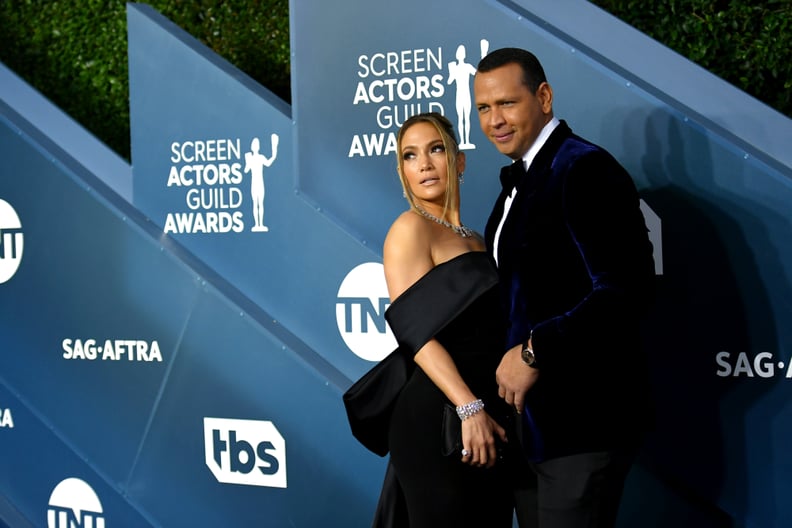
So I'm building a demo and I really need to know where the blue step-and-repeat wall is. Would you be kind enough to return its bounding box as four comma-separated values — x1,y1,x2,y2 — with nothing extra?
1,1,791,526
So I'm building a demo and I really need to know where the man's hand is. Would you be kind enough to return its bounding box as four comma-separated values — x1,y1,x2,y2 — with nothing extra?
496,342,539,411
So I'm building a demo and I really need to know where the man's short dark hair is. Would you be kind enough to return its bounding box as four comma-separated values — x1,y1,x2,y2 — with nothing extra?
477,47,547,93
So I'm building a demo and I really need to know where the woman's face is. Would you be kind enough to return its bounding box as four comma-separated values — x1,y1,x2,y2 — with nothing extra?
399,121,452,206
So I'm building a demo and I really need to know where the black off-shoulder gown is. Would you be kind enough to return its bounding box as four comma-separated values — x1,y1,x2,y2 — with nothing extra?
381,252,515,528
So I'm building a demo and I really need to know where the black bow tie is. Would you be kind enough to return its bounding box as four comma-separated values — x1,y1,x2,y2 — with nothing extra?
499,160,526,192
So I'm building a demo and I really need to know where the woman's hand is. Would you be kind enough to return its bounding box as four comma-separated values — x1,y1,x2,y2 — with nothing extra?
460,411,507,468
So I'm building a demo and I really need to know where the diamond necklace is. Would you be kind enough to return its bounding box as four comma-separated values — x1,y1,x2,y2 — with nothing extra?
414,205,474,238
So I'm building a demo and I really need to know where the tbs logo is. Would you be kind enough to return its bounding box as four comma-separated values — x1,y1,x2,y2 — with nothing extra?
204,417,287,488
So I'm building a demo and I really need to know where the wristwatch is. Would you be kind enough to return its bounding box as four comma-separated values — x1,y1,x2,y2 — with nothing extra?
521,339,537,368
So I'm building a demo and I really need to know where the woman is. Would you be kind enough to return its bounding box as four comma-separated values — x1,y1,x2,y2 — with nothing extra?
379,112,514,527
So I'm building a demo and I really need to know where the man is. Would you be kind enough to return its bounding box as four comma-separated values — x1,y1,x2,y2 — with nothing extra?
473,47,655,527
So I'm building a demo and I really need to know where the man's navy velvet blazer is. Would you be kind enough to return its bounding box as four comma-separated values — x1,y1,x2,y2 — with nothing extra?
485,121,656,459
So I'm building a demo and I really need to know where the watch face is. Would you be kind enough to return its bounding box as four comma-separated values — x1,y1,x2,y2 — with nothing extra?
521,346,535,366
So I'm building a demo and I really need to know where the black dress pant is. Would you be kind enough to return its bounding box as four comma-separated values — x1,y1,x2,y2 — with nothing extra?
513,449,636,528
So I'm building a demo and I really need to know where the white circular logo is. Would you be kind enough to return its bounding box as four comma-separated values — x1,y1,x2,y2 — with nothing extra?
0,199,23,284
47,477,104,528
336,262,397,361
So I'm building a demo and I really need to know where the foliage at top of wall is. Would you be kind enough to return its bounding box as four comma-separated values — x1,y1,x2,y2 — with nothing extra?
0,1,289,161
0,0,788,163
590,0,791,118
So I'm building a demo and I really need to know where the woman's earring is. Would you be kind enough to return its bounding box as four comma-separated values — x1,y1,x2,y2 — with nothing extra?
458,172,464,184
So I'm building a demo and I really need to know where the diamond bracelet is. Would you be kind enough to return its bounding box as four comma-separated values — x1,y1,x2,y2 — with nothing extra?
456,399,485,421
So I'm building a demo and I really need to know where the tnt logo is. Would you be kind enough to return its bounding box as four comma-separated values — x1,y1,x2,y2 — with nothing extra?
336,262,398,361
0,198,24,284
47,477,105,528
204,417,287,488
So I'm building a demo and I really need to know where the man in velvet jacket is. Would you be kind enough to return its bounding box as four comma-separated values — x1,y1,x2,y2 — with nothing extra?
474,47,656,527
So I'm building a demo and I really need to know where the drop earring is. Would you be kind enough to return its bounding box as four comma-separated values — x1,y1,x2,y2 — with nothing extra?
458,172,464,184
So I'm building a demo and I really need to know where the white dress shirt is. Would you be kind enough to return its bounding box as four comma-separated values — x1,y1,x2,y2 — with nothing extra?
493,117,560,266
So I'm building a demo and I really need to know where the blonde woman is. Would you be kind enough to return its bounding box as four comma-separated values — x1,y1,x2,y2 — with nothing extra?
376,112,514,527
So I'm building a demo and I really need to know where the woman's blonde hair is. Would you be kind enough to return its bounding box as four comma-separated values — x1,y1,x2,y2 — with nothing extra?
396,112,461,220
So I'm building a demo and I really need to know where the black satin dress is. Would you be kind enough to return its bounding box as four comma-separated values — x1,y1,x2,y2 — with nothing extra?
381,252,514,528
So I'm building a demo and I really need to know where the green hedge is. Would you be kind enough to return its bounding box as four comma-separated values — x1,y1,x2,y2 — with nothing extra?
0,1,788,163
0,1,289,161
591,0,791,119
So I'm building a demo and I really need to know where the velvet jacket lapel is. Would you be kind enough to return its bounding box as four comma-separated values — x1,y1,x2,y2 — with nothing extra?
485,121,572,259
485,122,574,347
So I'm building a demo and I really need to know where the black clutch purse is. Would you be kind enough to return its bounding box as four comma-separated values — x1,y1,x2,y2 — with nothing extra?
441,404,462,456
440,403,509,461
343,347,414,457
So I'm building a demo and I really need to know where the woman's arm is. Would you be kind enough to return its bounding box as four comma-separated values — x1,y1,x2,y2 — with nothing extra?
383,213,507,467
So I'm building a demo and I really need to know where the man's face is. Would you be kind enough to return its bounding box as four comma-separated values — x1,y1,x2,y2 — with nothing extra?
474,63,553,160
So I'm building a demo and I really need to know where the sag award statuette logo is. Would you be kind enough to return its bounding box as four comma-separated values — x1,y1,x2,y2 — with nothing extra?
245,134,279,232
165,133,279,234
348,39,489,158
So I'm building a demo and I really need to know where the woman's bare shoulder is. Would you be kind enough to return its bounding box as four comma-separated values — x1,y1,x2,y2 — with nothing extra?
383,210,433,299
385,210,429,248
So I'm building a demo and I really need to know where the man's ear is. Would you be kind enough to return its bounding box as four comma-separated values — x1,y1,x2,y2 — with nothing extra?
537,82,554,114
